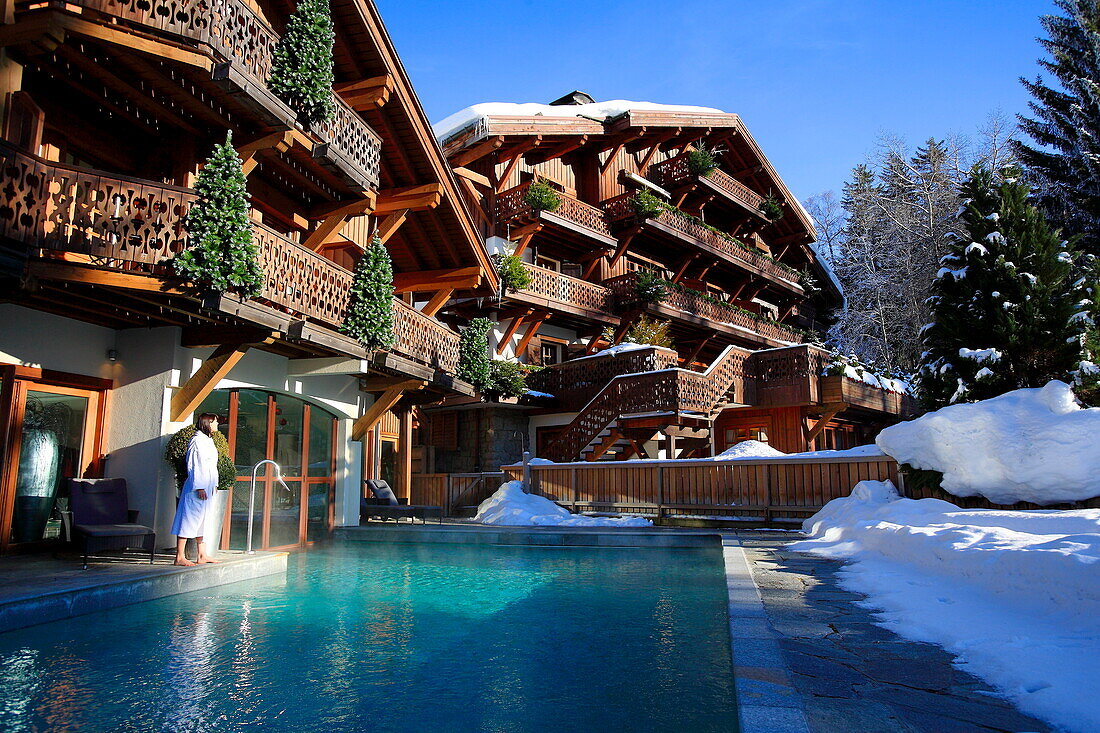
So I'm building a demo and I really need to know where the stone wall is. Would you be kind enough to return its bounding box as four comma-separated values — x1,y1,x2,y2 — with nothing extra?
431,405,531,474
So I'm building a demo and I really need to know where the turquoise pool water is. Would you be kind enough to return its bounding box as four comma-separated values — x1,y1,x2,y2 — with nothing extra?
0,544,738,731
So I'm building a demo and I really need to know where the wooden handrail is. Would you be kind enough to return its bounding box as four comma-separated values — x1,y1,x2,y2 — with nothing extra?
515,262,615,314
648,153,766,211
497,181,614,239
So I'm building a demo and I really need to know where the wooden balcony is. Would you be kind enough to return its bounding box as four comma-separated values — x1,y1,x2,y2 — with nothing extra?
14,0,381,190
509,263,616,324
648,154,768,220
820,375,915,416
0,144,459,376
601,194,802,292
527,345,679,412
496,181,618,250
605,272,805,348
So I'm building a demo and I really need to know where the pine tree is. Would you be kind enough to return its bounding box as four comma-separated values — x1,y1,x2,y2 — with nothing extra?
341,236,395,350
1014,0,1100,255
174,132,264,296
268,0,335,125
457,317,493,392
918,166,1091,409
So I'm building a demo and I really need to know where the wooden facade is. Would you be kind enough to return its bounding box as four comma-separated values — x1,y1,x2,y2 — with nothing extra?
433,97,912,464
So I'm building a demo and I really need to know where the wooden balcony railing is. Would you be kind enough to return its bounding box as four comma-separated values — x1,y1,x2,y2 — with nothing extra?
0,144,460,373
602,194,800,288
496,181,614,240
748,345,836,407
648,154,766,213
605,272,804,345
542,345,753,462
513,263,615,315
18,0,382,187
526,345,679,411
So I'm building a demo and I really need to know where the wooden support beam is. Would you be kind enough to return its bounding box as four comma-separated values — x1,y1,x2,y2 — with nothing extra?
611,315,635,346
671,253,699,284
496,310,531,354
637,129,681,174
453,167,491,188
451,136,504,167
600,130,646,175
393,266,483,294
304,197,377,251
525,135,589,165
420,288,454,318
28,261,185,294
236,130,309,176
512,226,541,258
683,336,712,368
496,138,542,193
352,380,426,441
626,436,650,460
515,310,550,355
804,405,846,448
584,331,605,355
171,334,277,422
588,430,622,462
581,256,603,281
372,184,443,215
607,226,641,268
334,74,394,110
376,208,409,245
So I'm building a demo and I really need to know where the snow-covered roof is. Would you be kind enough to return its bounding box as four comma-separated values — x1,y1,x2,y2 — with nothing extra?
433,100,726,144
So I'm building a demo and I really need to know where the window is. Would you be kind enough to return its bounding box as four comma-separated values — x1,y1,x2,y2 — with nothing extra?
535,254,561,272
725,426,769,445
541,341,565,366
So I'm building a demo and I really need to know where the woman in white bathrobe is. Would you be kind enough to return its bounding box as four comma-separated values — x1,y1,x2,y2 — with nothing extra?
171,413,221,566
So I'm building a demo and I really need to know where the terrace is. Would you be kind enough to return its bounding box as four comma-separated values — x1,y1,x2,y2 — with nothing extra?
648,153,770,221
496,180,618,251
507,262,617,324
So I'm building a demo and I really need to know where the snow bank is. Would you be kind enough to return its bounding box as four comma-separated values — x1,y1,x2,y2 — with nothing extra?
473,481,652,527
793,482,1100,733
568,341,667,361
433,100,726,142
709,440,785,459
877,381,1100,504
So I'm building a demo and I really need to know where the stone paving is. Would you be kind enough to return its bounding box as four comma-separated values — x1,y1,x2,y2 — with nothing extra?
737,530,1052,733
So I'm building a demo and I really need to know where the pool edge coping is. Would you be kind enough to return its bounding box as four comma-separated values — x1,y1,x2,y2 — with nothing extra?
721,534,811,733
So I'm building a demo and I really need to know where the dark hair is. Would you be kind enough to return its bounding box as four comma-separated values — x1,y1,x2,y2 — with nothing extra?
196,413,220,437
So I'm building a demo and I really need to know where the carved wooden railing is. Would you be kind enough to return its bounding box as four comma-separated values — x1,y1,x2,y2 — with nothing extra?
748,345,834,407
542,344,754,462
605,272,804,345
513,262,614,314
496,181,614,239
0,144,460,372
17,0,381,187
526,345,680,411
602,193,800,288
648,154,766,213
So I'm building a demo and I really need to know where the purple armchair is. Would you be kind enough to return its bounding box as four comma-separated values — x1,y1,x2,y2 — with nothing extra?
67,478,155,569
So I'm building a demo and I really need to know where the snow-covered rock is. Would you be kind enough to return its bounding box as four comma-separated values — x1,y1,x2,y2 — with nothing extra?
473,481,652,527
876,381,1100,505
433,100,725,142
794,482,1100,733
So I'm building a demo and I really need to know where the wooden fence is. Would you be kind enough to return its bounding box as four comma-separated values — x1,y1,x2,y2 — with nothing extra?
410,472,508,516
502,457,900,523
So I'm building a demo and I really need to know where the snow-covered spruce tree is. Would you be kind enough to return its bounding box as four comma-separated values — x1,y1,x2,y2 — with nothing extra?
457,317,493,392
1014,0,1100,255
341,236,395,350
174,132,264,296
268,0,335,125
918,166,1091,409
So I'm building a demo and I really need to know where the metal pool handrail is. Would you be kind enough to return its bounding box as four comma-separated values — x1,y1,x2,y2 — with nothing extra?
248,460,290,554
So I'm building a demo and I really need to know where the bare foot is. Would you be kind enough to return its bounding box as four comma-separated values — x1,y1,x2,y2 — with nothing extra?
174,558,197,567
197,557,220,564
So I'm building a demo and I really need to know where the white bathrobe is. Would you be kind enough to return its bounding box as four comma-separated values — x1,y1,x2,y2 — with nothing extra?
171,432,219,539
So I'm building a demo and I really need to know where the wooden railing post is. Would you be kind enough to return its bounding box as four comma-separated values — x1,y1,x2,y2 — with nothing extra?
571,467,578,509
657,464,664,521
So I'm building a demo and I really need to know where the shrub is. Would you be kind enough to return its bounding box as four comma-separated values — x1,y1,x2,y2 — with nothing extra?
687,145,719,177
760,194,785,222
493,253,533,292
626,316,674,349
341,236,395,349
173,133,263,297
524,180,561,212
164,426,236,492
631,188,666,218
267,0,335,124
633,271,667,304
457,317,493,391
484,360,528,400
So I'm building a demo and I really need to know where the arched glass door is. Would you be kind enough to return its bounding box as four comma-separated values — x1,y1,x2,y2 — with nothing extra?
197,389,337,550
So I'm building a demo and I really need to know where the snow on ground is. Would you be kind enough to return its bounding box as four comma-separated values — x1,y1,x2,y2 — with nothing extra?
473,481,652,527
704,440,885,461
877,381,1100,504
567,341,667,361
433,100,725,142
792,480,1100,733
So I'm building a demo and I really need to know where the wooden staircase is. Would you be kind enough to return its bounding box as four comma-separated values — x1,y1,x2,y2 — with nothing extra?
542,345,754,462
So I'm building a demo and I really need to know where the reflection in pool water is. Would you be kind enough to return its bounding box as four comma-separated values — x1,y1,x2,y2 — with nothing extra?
0,543,738,732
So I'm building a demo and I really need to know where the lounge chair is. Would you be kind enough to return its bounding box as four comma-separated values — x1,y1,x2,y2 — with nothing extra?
360,480,443,524
66,478,156,570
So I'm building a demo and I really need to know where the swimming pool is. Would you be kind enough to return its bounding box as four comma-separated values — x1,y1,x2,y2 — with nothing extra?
0,543,738,731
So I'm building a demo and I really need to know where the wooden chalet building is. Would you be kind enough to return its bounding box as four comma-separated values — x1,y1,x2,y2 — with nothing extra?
428,95,911,469
0,0,495,553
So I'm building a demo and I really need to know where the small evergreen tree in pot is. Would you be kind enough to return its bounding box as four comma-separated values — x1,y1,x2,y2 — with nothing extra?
457,317,493,392
631,188,665,218
633,271,667,304
918,166,1092,409
686,144,719,177
493,254,533,292
524,180,561,212
341,236,395,350
174,132,264,297
760,194,786,222
268,0,335,125
626,316,674,349
484,360,529,400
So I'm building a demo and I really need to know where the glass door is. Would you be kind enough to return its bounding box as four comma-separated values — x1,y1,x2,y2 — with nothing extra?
0,367,107,554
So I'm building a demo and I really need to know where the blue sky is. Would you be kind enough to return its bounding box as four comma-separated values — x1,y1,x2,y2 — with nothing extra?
376,0,1055,201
